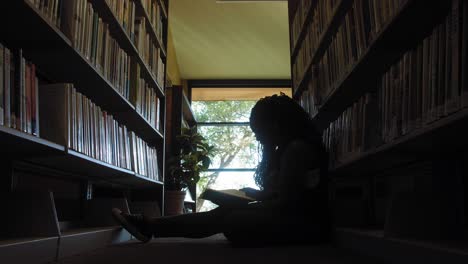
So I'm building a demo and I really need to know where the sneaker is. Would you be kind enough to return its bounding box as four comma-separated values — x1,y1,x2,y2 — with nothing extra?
112,208,152,243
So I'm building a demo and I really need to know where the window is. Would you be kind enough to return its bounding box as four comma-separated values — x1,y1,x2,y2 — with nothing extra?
193,100,259,211
192,87,292,211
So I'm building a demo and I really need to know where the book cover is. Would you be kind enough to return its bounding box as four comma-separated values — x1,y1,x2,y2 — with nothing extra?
39,83,72,146
199,189,256,206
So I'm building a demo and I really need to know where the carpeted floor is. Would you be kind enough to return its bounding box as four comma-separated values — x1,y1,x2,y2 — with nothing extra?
54,234,382,264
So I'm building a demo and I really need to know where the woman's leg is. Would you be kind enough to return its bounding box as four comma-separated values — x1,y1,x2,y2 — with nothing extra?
112,206,229,242
149,206,228,238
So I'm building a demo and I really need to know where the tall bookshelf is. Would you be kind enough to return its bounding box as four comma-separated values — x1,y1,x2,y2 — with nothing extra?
289,0,468,262
165,84,198,212
0,0,168,262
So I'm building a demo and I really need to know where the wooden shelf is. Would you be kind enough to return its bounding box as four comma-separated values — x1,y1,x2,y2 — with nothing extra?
27,149,161,188
182,92,197,127
311,0,451,131
115,173,164,188
0,126,65,157
92,0,165,97
0,1,163,145
134,0,167,59
334,228,468,264
331,108,468,177
290,1,318,62
293,0,352,97
65,150,164,188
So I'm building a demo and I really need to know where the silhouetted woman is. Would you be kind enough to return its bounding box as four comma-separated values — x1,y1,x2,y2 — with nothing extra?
112,93,331,246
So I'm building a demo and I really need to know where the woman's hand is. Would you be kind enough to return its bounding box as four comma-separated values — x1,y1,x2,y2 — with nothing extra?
239,187,261,199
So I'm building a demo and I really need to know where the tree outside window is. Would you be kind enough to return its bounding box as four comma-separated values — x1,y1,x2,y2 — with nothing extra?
192,100,260,211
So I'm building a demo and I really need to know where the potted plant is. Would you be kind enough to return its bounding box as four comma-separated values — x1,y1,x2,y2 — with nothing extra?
165,126,214,215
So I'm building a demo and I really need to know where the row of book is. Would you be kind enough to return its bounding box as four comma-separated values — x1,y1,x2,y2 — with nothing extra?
317,0,407,102
130,63,162,131
31,0,166,99
134,16,165,87
132,132,159,180
381,0,468,143
293,0,407,93
322,93,377,167
322,0,468,166
292,0,339,88
140,0,165,43
28,0,62,27
61,0,132,99
298,77,320,118
105,0,137,42
0,45,40,136
104,0,166,94
368,0,407,40
290,0,314,51
39,83,160,181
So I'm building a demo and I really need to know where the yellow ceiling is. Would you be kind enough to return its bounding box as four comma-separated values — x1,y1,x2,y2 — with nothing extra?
168,0,291,79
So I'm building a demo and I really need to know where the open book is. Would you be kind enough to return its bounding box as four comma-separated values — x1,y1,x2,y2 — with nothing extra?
199,189,256,206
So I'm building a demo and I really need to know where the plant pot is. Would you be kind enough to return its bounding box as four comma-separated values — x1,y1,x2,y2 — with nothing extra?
164,190,186,216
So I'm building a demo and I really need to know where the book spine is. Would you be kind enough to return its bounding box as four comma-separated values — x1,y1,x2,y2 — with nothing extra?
30,63,37,136
34,77,41,137
25,62,31,134
38,83,69,145
461,0,468,107
4,47,11,128
10,50,16,130
0,43,4,126
449,0,462,112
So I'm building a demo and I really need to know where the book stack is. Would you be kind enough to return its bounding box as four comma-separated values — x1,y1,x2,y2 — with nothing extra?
292,0,339,90
380,1,468,143
39,82,161,180
290,0,313,52
322,0,468,168
134,16,165,88
130,131,159,180
0,44,40,137
367,0,407,41
296,0,408,106
315,0,373,102
130,63,162,131
28,0,63,27
141,0,164,42
61,0,132,100
322,92,379,167
105,0,136,41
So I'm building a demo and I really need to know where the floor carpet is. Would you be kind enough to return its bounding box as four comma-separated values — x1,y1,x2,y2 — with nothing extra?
54,234,381,264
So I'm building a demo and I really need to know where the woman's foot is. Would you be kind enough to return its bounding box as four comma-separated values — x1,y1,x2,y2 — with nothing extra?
111,208,153,243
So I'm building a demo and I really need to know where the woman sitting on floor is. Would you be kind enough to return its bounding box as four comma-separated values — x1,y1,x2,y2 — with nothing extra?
112,93,331,246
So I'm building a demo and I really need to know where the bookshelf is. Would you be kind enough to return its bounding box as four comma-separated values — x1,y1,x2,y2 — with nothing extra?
0,0,168,261
289,0,468,261
165,84,198,212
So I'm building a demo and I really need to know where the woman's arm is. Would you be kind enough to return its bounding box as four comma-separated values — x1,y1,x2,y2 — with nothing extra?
239,187,277,201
